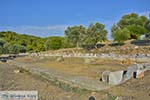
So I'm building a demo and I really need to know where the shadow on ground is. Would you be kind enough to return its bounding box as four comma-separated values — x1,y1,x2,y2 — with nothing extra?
82,44,105,50
131,40,150,46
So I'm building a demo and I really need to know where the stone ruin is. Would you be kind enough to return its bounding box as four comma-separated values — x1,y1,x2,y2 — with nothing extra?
102,63,150,85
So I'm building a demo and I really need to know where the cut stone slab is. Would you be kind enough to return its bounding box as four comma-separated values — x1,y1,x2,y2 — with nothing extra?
123,67,134,81
109,71,124,85
134,70,145,79
102,71,110,83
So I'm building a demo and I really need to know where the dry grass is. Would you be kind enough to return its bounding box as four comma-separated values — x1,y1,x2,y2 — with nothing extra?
16,57,133,79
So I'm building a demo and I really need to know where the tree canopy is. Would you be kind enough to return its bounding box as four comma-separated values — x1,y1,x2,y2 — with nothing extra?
111,13,148,43
0,13,149,54
65,22,107,48
65,25,86,47
80,22,107,47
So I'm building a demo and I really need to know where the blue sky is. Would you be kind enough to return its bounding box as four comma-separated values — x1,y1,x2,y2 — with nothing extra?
0,0,150,39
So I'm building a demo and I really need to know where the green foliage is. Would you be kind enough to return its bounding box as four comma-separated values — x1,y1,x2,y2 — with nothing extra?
1,13,148,53
0,39,5,47
0,46,4,54
127,25,147,39
112,28,130,43
144,20,150,38
65,25,86,47
80,22,107,47
112,13,148,41
61,38,74,48
8,44,26,54
145,20,150,32
65,22,107,48
45,36,64,50
0,31,45,53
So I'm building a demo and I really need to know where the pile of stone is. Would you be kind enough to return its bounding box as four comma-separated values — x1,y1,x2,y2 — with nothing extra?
102,63,150,85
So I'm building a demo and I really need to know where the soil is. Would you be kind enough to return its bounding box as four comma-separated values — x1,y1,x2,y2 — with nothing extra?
15,57,132,79
0,55,149,100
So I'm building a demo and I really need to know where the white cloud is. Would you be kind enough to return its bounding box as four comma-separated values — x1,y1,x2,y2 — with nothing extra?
0,25,69,37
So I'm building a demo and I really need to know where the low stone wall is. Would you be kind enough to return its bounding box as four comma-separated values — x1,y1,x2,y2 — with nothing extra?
28,52,150,62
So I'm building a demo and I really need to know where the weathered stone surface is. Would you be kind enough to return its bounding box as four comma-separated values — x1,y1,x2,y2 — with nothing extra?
84,58,96,64
123,70,133,81
143,63,150,70
14,69,20,73
109,71,124,85
115,97,122,100
102,71,110,83
56,56,64,62
134,70,144,79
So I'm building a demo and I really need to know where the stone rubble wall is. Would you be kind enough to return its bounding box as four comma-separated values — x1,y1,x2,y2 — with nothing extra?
27,52,150,62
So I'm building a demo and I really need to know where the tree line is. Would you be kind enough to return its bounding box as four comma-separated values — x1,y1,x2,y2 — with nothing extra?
0,13,150,54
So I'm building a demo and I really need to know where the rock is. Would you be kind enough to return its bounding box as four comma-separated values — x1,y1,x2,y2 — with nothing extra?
14,69,20,73
143,63,150,70
102,71,110,83
109,71,124,85
136,64,145,70
115,97,122,100
134,70,144,79
134,46,139,49
84,58,96,64
123,70,133,81
56,56,64,62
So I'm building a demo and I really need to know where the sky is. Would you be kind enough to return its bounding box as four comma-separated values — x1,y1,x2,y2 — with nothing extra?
0,0,150,39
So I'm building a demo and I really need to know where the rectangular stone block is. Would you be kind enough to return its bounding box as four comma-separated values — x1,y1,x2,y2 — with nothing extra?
109,71,123,85
135,70,144,79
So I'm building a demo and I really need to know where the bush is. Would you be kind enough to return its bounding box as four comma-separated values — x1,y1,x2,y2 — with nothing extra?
5,44,26,54
112,28,130,44
44,37,64,50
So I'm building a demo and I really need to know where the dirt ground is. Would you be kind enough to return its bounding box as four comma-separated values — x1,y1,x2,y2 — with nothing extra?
0,56,150,100
15,57,133,79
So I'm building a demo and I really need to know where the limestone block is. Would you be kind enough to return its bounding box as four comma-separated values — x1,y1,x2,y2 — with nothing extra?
109,71,124,85
102,71,110,83
134,70,144,79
